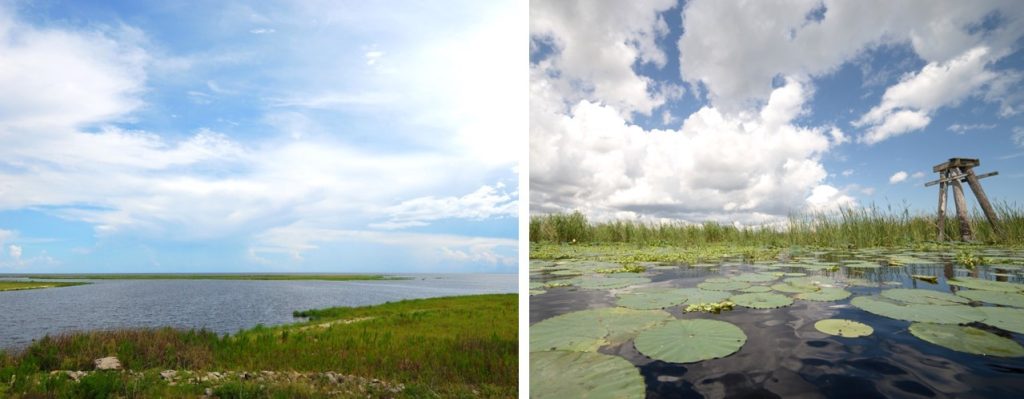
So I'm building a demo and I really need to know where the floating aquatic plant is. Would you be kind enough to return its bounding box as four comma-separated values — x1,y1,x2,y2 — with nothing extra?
616,288,689,310
697,281,751,291
909,323,1024,357
684,301,735,314
729,292,793,309
911,275,938,284
530,350,644,399
814,319,873,337
796,287,851,302
850,296,983,324
978,307,1024,334
634,319,747,363
946,277,1024,293
879,288,969,306
957,290,1024,308
530,308,671,352
956,250,986,269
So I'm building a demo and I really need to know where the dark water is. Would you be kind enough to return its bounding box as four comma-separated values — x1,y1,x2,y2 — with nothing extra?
0,274,515,349
531,264,1024,399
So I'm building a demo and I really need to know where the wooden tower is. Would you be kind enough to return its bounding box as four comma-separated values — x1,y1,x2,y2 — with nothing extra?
924,158,999,241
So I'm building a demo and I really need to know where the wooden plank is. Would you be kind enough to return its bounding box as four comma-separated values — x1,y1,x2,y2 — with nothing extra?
950,168,973,241
964,167,1002,236
925,171,997,187
936,170,948,241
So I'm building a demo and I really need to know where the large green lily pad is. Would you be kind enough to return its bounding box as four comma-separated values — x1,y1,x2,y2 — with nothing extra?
796,287,851,302
730,292,793,309
771,283,819,294
678,288,732,303
697,281,750,291
616,288,688,310
814,319,873,337
909,323,1024,357
957,290,1024,308
979,307,1024,334
531,308,671,352
739,285,772,293
530,351,644,399
634,319,747,363
880,288,969,305
730,273,776,283
850,296,983,324
946,277,1024,293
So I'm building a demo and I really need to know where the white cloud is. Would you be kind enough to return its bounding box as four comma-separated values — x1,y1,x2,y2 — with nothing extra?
676,0,1024,112
911,171,925,179
841,169,854,177
8,245,21,260
856,46,1001,144
1013,127,1024,148
531,0,677,117
948,123,996,134
806,185,857,213
364,50,384,65
532,75,846,224
249,28,275,34
371,184,517,230
889,171,909,184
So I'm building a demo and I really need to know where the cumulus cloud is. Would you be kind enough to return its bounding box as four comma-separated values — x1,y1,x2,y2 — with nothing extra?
530,0,678,118
676,0,1024,112
911,171,925,179
856,46,1003,144
371,184,518,230
531,73,847,224
889,171,909,184
8,245,21,260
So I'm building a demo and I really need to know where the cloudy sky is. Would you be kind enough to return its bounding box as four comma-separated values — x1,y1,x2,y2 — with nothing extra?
531,0,1024,225
0,0,521,273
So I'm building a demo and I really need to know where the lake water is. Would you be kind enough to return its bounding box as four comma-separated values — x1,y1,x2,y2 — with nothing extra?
530,249,1024,398
0,273,516,349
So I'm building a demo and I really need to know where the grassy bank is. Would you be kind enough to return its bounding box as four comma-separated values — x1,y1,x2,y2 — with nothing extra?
0,294,517,398
14,274,401,282
0,281,88,292
530,204,1024,248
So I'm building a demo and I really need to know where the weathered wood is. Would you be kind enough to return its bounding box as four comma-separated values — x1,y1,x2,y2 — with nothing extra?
949,167,973,241
924,171,997,187
963,167,1001,236
936,170,948,241
932,157,979,172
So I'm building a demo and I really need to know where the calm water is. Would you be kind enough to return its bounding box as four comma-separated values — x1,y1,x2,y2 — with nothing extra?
531,258,1024,398
0,274,515,349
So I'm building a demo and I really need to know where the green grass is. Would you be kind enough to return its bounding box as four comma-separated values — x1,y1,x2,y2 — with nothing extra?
531,203,1024,248
14,274,401,281
0,294,517,398
0,281,88,292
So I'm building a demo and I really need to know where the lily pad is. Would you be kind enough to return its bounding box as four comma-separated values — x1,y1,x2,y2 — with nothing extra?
979,307,1024,334
678,288,732,303
739,285,772,293
850,296,983,324
880,288,969,305
530,350,644,399
697,281,750,291
814,319,873,337
634,319,747,363
731,273,776,283
947,277,1024,293
730,292,793,309
909,323,1024,357
796,287,851,302
616,288,688,310
529,289,546,295
530,308,672,352
771,283,818,294
957,290,1024,308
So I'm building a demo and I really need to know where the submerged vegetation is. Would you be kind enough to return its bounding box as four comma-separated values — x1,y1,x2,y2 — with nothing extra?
15,274,400,281
0,294,517,398
0,281,88,292
531,203,1024,247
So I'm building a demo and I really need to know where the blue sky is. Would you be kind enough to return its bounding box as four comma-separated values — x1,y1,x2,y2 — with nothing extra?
0,0,522,273
530,0,1024,226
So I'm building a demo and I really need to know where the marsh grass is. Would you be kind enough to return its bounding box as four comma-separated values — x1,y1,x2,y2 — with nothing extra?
0,281,87,292
531,203,1024,248
0,294,517,398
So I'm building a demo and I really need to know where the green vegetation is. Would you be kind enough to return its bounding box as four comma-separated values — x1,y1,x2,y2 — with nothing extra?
0,281,88,292
531,203,1024,247
16,274,401,281
0,294,517,398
